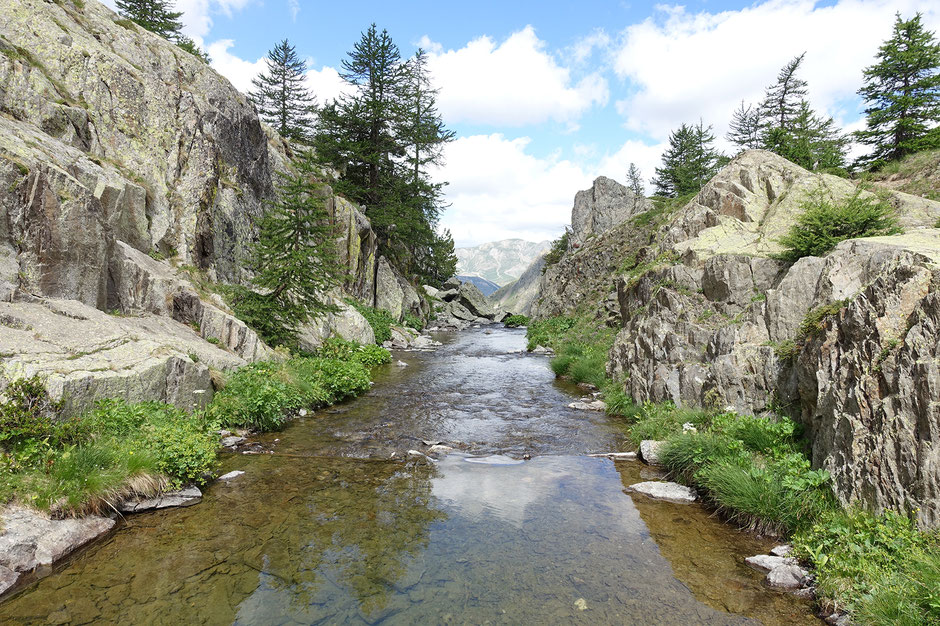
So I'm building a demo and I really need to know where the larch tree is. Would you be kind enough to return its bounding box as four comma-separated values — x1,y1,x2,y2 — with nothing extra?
726,101,762,150
856,13,940,167
228,152,342,346
249,39,317,143
626,163,644,209
116,0,209,63
652,121,722,197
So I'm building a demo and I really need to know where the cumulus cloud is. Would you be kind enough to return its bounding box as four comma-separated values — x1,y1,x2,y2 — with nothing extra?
613,0,940,145
422,26,609,127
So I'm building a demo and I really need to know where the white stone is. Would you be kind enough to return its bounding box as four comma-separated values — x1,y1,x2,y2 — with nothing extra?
626,481,697,503
217,471,245,481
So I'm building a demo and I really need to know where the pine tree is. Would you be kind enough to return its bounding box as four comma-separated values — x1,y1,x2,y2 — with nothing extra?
856,13,940,167
116,0,183,40
249,40,316,143
229,152,342,346
727,101,762,150
626,163,644,209
652,121,722,197
757,53,847,171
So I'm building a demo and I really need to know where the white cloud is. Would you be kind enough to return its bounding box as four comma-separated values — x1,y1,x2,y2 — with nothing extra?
613,0,940,146
304,66,356,105
98,0,254,39
206,39,266,92
288,0,300,21
423,26,609,127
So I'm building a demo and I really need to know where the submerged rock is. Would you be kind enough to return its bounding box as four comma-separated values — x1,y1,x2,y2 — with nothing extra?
626,481,697,503
568,399,607,411
119,486,202,513
217,471,245,481
464,455,525,465
745,554,796,573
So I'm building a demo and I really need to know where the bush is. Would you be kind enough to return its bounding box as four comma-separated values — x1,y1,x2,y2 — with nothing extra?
0,376,63,448
601,382,643,420
402,313,423,331
346,299,397,344
526,316,576,351
317,337,391,368
799,299,849,339
209,361,305,431
542,230,570,269
503,314,529,328
776,190,901,262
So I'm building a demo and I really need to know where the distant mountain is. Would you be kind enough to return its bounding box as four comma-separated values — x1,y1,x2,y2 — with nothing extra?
455,239,551,286
492,253,546,315
456,275,501,296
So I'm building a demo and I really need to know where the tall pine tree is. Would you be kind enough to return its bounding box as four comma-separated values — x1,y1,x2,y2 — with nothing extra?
652,121,722,197
856,13,940,167
626,163,644,209
228,152,342,346
249,40,316,143
726,101,762,150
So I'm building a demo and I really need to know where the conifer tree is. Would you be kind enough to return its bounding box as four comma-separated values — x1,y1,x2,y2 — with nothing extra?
229,152,342,346
116,0,183,39
726,101,762,150
249,40,316,143
856,13,940,166
652,121,722,197
626,163,644,209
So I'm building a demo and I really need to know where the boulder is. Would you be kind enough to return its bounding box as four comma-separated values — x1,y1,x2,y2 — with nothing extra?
568,400,607,411
423,285,440,298
218,470,245,481
639,440,666,465
766,564,808,590
745,555,796,573
374,256,404,320
626,481,697,503
296,297,375,351
442,277,461,290
457,281,496,319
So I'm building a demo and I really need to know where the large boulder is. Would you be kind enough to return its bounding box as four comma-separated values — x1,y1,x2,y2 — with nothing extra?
296,297,375,351
374,256,404,320
571,176,651,246
457,281,496,319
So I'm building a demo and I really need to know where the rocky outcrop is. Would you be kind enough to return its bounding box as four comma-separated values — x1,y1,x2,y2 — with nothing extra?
0,506,115,597
296,298,376,352
538,149,940,527
571,176,651,246
431,279,505,329
374,256,404,321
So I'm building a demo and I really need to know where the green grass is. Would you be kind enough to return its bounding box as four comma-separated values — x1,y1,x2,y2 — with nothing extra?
316,337,391,368
503,314,529,328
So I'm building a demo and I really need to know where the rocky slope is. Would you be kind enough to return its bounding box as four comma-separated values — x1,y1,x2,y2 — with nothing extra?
0,0,422,413
536,150,940,528
492,252,547,315
455,238,549,286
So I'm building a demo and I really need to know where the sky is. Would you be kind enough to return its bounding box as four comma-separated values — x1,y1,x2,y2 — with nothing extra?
101,0,940,247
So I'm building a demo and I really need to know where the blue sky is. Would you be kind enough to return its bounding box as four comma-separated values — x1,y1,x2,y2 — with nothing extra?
102,0,940,247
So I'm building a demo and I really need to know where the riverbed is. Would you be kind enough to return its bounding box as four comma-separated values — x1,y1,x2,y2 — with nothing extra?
0,328,817,624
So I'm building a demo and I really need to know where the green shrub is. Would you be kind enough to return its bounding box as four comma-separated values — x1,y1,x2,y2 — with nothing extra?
317,337,391,367
542,230,570,269
776,190,901,262
143,412,216,487
660,431,745,479
402,313,423,331
346,299,397,344
209,361,305,431
503,314,529,328
601,383,643,420
774,339,800,362
794,509,931,615
799,299,849,339
853,548,940,626
0,376,63,447
526,316,576,351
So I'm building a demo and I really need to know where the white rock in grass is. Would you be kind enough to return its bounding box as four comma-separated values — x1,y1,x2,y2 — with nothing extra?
639,440,666,465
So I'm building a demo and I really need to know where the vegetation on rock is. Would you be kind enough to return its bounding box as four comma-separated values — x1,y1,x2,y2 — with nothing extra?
346,299,399,344
503,314,529,328
541,230,570,270
775,190,901,262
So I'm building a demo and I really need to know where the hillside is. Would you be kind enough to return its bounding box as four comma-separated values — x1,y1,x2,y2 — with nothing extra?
455,238,549,286
533,149,940,529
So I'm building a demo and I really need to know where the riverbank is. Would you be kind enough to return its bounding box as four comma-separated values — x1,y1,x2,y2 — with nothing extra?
528,313,940,624
0,336,396,599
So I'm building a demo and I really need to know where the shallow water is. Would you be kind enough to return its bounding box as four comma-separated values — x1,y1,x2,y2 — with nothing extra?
0,328,818,624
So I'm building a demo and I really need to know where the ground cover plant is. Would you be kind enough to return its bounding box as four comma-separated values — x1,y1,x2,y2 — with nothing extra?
346,298,398,344
503,314,529,328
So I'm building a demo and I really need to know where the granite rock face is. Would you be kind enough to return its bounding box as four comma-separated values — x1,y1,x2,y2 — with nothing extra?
534,149,940,527
571,176,651,246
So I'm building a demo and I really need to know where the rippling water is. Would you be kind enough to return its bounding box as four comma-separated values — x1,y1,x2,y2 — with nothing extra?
0,328,818,624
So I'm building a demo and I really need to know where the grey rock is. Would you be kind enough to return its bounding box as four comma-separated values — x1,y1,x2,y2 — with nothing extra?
375,257,404,321
442,277,461,290
639,440,666,465
531,345,554,355
119,486,202,513
571,176,651,246
568,400,607,411
588,452,638,460
770,544,793,557
745,554,796,573
296,297,375,351
0,564,17,596
766,563,808,589
456,281,496,319
423,285,440,298
220,436,246,448
0,506,115,574
427,445,454,455
217,470,245,481
626,481,697,503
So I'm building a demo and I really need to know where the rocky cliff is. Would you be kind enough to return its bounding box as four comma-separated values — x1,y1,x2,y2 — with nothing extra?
0,0,419,414
536,150,940,528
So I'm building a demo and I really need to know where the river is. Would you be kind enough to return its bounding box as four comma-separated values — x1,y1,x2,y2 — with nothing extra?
0,328,817,624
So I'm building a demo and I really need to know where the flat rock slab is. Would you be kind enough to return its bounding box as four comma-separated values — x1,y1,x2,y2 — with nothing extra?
0,506,115,576
217,471,245,481
0,564,17,596
589,452,638,460
745,554,796,573
568,400,607,411
626,481,697,503
119,486,202,513
464,455,525,466
639,440,666,465
770,544,793,557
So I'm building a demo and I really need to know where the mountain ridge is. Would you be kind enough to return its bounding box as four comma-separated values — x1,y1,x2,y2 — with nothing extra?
455,238,550,286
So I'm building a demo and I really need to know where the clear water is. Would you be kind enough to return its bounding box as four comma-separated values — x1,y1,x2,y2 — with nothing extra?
0,328,817,624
